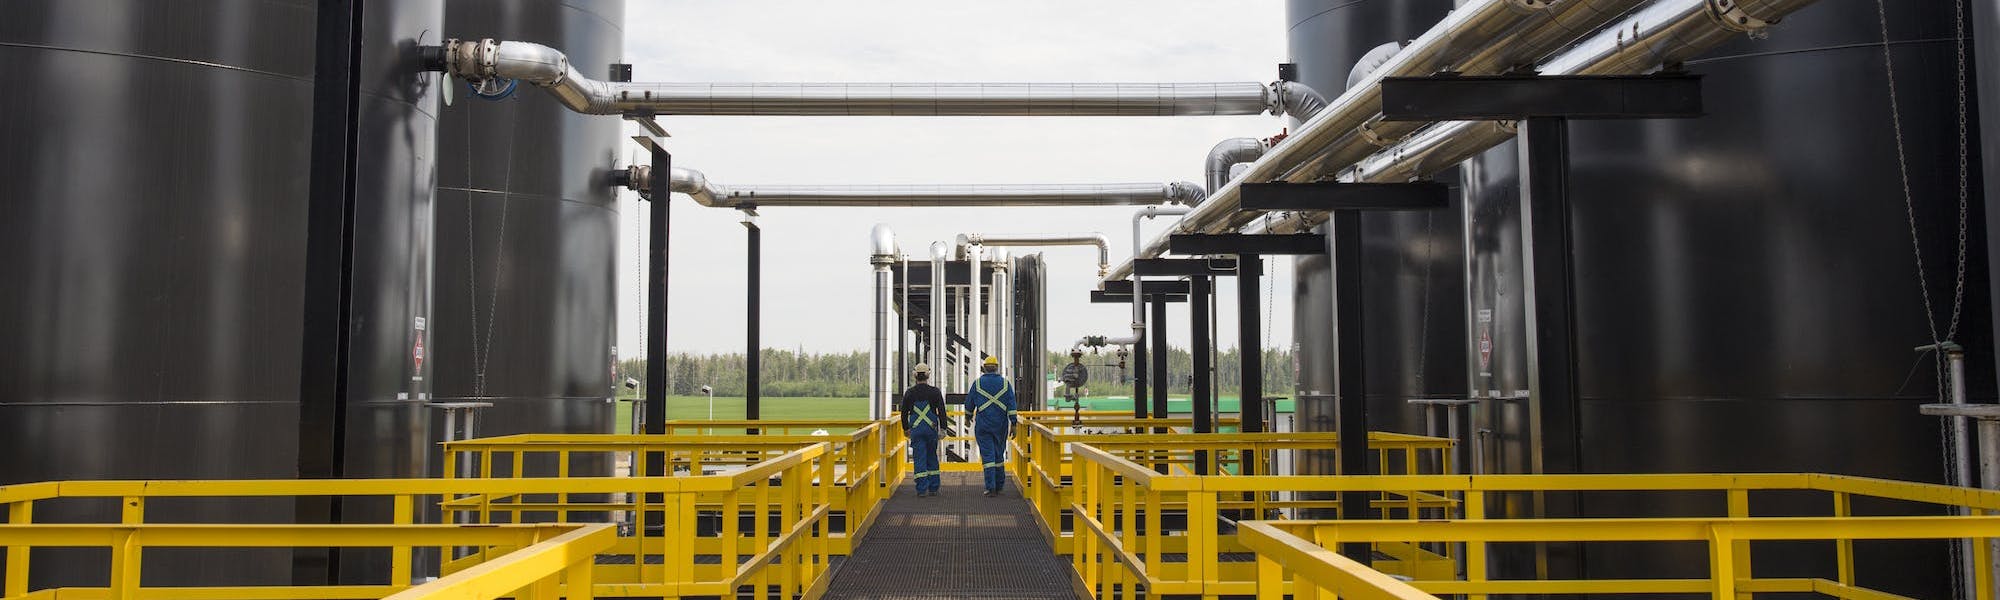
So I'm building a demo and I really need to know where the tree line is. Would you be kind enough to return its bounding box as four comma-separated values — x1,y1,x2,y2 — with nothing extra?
616,347,1294,397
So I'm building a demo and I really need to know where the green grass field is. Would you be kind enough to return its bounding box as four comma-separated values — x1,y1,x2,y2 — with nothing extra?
614,396,868,432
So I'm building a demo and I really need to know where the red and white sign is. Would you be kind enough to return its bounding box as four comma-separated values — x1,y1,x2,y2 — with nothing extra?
1478,329,1492,371
413,333,426,371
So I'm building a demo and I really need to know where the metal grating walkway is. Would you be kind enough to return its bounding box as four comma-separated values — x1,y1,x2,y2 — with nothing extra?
819,472,1080,599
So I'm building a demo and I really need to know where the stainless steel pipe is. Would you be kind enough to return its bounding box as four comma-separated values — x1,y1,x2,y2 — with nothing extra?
436,38,1322,117
1109,0,1821,280
957,233,1112,278
623,165,1205,208
1130,205,1193,343
870,225,898,419
1205,138,1270,198
929,242,949,392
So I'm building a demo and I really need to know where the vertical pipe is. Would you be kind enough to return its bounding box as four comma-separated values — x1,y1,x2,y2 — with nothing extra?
1192,276,1213,476
296,0,361,583
871,263,892,420
1152,299,1170,423
1332,210,1372,563
930,243,948,394
969,245,984,375
1461,162,1484,476
746,218,761,422
1519,117,1580,578
900,257,910,395
1239,256,1264,434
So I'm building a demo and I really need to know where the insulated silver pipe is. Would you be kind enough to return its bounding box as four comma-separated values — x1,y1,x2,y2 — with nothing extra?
1108,0,1818,280
929,242,949,393
957,233,1112,278
994,250,1014,373
1205,138,1270,198
870,225,897,419
623,165,1205,208
1076,335,1139,349
436,39,1323,117
1131,205,1193,342
968,244,984,383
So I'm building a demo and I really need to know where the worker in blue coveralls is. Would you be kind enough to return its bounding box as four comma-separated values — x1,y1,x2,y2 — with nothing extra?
899,363,946,497
968,354,1017,497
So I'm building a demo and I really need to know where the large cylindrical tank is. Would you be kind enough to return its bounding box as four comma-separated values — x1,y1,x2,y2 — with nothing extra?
1287,0,1462,482
1456,0,1981,594
0,0,441,586
433,0,622,466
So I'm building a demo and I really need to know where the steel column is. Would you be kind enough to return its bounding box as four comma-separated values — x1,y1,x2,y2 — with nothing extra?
745,215,761,422
1332,210,1373,563
1192,275,1213,476
644,147,671,438
1239,256,1264,434
1152,298,1170,423
1134,291,1150,418
295,0,363,584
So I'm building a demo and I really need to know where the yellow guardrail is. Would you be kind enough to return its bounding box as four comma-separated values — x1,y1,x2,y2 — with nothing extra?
441,421,907,553
1015,420,1454,557
0,440,860,600
0,523,610,600
1063,451,2000,600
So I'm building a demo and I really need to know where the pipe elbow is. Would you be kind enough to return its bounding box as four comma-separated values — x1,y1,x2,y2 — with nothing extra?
491,41,571,86
870,224,897,259
929,241,951,262
1165,181,1207,206
1268,80,1328,121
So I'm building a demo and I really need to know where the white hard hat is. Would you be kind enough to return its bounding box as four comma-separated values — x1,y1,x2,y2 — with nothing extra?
913,363,931,375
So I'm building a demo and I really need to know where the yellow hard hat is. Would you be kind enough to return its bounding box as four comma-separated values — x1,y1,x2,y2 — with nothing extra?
982,355,1000,367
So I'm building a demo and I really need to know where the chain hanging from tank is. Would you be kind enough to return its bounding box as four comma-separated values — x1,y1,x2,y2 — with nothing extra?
1878,1,1972,596
463,101,518,399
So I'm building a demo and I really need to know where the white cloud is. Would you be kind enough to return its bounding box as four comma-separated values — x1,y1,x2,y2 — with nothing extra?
615,0,1296,356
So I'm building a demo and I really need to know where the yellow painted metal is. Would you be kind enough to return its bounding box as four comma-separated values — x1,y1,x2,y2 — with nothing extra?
0,420,912,600
386,524,615,600
0,524,592,600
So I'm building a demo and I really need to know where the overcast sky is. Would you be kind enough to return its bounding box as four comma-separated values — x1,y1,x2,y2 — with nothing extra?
615,1,1296,357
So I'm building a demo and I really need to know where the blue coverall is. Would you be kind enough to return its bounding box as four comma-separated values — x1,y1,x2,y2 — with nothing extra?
907,402,942,494
968,372,1017,493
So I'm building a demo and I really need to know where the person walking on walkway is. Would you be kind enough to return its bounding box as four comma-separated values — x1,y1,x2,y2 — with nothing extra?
968,355,1016,496
900,363,946,497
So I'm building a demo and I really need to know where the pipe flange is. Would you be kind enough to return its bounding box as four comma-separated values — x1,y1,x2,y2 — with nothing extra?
1705,0,1778,34
475,38,499,78
1503,0,1551,11
1358,120,1395,148
621,164,651,191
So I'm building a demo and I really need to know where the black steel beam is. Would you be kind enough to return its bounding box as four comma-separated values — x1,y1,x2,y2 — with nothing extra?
745,218,760,423
1332,210,1373,563
1151,299,1170,429
1191,275,1212,475
1378,74,1702,121
1133,258,1238,277
1133,308,1149,419
1169,233,1327,256
643,147,671,539
1100,280,1192,295
296,0,362,585
1090,291,1187,304
1238,256,1263,435
895,262,977,287
1241,182,1449,212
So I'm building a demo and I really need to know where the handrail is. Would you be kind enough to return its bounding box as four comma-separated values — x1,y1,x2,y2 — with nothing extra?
1238,521,1435,600
1242,517,2000,599
388,524,617,600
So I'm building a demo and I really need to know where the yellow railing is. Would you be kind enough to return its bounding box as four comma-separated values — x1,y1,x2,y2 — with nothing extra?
1064,457,2000,599
440,422,907,552
0,523,610,600
0,440,860,600
1015,420,1454,559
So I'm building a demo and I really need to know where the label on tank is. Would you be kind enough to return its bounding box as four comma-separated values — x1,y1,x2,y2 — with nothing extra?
1477,309,1493,376
414,333,426,373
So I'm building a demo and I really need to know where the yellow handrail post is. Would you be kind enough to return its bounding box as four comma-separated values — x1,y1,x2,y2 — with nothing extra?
6,499,31,598
392,495,414,585
667,491,692,589
1725,489,1751,600
565,547,595,600
753,470,771,595
109,528,140,600
1122,473,1140,600
781,461,800,599
1974,515,1994,600
556,450,571,523
1832,491,1855,586
1255,553,1283,600
723,484,742,588
1191,490,1217,599
1465,489,1488,600
1709,524,1737,600
121,496,143,524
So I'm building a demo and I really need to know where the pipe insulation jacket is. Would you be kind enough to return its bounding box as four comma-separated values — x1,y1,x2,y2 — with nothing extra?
622,165,1204,208
1106,0,1819,282
433,38,1326,118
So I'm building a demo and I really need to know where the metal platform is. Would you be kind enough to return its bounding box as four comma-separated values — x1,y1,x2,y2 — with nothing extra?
820,472,1079,599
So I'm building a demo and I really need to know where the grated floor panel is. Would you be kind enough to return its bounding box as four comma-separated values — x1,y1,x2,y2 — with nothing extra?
820,472,1079,599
